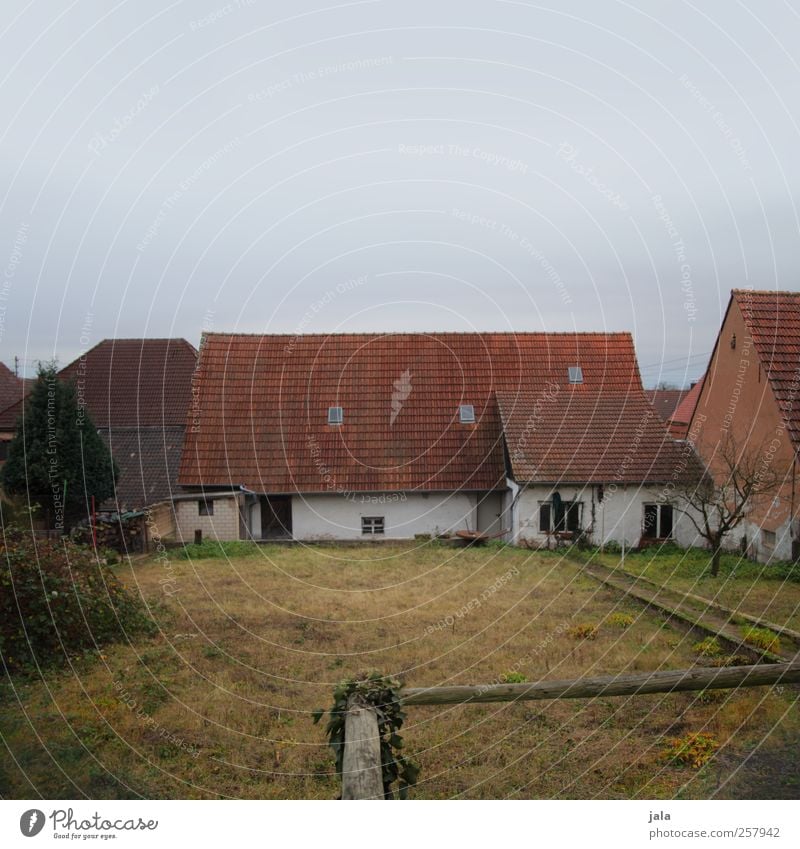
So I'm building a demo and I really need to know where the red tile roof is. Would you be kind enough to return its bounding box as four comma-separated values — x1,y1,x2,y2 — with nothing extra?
667,379,704,439
644,388,688,422
104,426,186,511
0,362,26,415
179,331,689,492
0,338,197,430
498,390,701,483
734,289,800,451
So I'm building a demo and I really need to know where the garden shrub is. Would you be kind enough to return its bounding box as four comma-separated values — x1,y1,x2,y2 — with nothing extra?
606,612,634,629
0,526,155,673
661,732,719,768
742,626,781,655
692,636,723,657
569,623,598,640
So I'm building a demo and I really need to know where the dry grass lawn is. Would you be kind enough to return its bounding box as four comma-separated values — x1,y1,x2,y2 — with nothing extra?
594,549,800,633
1,543,797,799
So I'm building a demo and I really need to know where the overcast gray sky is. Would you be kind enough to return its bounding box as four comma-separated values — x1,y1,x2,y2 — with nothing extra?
1,0,798,387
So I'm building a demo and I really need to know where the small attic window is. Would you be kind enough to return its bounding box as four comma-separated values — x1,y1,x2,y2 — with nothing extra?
327,406,343,425
568,366,584,384
459,404,476,423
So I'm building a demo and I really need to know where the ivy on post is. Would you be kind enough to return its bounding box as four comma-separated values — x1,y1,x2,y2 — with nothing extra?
313,672,420,799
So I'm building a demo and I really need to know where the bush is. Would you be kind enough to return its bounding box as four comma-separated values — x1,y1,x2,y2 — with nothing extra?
0,526,155,673
569,623,598,640
692,637,723,658
662,732,719,768
742,626,781,655
606,612,634,629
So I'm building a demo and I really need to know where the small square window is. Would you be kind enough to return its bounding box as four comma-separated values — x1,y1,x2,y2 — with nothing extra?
198,499,214,516
459,404,475,423
328,406,343,425
362,516,385,535
568,366,583,384
762,528,776,549
538,502,551,533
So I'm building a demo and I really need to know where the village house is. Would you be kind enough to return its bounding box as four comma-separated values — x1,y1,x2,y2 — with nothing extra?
177,331,703,547
687,289,800,562
0,338,197,540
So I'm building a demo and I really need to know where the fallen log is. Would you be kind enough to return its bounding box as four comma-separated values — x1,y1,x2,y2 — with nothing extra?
401,659,800,706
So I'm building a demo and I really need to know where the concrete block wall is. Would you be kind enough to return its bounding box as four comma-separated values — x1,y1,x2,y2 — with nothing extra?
175,495,242,542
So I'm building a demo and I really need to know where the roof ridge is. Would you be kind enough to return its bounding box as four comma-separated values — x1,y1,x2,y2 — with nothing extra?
200,330,635,338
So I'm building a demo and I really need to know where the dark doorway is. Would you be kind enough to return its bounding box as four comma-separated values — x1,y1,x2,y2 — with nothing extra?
260,495,292,539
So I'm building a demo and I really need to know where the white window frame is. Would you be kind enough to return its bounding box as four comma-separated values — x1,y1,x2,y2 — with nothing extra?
328,405,344,425
362,516,385,535
643,503,674,539
568,365,583,384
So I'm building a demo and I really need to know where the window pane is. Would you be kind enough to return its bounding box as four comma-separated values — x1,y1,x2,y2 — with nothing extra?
660,505,673,538
643,504,658,538
566,502,581,532
459,404,475,423
539,503,551,532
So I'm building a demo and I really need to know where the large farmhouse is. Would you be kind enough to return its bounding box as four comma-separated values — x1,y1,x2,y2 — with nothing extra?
688,289,800,562
177,331,702,547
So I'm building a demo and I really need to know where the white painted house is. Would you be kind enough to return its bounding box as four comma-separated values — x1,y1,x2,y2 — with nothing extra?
176,331,703,547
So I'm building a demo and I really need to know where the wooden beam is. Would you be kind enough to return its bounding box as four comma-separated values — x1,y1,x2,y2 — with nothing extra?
340,702,384,800
401,660,800,706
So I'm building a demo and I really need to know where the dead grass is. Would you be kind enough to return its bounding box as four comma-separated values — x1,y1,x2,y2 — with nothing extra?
1,543,797,799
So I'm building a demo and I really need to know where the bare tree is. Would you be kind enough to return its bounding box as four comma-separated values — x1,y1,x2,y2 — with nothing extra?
674,434,787,576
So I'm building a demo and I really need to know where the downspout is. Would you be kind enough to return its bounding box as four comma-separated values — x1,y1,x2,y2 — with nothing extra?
792,457,797,559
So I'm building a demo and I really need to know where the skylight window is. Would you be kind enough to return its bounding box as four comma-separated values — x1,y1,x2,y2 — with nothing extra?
327,406,343,425
568,366,584,384
459,404,476,423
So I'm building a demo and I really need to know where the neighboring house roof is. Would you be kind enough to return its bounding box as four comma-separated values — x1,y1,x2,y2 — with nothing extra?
498,390,702,483
644,388,688,422
0,339,197,511
0,338,197,430
0,362,27,414
667,379,704,439
733,289,800,452
104,426,186,511
180,331,693,492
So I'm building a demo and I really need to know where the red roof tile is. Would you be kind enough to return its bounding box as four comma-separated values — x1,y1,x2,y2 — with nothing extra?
0,362,26,415
103,426,186,511
498,390,701,483
734,289,800,451
668,379,704,438
0,339,197,430
644,388,688,422
179,331,682,492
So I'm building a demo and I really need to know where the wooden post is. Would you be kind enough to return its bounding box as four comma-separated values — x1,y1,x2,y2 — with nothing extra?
401,659,800,706
340,701,383,800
